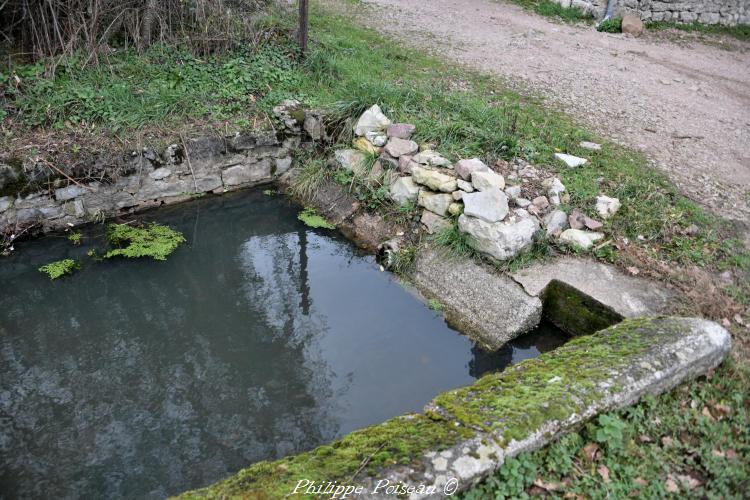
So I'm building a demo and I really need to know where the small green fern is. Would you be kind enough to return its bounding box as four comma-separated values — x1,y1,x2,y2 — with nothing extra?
39,259,80,280
104,223,186,261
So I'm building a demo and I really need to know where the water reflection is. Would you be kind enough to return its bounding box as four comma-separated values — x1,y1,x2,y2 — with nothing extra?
0,189,566,499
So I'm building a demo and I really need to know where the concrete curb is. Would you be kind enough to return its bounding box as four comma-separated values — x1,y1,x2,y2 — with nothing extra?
177,317,730,499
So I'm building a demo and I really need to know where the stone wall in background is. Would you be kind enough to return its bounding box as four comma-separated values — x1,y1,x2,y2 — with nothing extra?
553,0,748,25
0,132,300,237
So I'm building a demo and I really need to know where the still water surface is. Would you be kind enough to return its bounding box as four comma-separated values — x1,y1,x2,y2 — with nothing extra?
0,189,565,499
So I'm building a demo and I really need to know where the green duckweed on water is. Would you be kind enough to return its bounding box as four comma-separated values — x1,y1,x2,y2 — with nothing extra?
104,223,186,261
298,207,336,229
38,259,80,280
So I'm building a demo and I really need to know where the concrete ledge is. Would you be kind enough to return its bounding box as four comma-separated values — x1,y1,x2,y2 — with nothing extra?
511,256,673,319
411,247,542,351
177,317,730,499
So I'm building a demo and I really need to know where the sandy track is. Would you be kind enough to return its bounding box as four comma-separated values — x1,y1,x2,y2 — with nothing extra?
334,0,750,239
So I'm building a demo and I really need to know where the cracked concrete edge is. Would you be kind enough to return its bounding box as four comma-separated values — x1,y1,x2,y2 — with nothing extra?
354,317,730,499
510,256,674,318
409,246,542,351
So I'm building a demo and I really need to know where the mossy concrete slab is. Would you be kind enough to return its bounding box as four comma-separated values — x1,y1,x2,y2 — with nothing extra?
511,257,673,319
176,317,729,499
410,247,542,351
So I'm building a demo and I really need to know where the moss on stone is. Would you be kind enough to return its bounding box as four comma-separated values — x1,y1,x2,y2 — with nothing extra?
433,318,660,443
298,207,336,229
104,223,185,261
542,280,622,336
176,318,679,499
177,414,468,499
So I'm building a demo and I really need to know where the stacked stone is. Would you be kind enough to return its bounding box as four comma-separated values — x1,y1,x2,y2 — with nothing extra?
549,0,747,26
337,106,625,261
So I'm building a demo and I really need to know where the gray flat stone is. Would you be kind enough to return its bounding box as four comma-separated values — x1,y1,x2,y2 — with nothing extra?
221,160,273,187
411,247,542,350
511,256,673,318
462,187,508,223
54,185,88,202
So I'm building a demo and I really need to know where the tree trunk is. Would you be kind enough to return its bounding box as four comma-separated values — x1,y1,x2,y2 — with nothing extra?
298,0,308,59
140,0,158,49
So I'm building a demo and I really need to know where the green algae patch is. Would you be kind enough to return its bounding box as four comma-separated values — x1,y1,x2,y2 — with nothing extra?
38,259,80,280
542,280,622,336
177,414,468,499
104,223,185,261
298,207,336,229
432,319,659,443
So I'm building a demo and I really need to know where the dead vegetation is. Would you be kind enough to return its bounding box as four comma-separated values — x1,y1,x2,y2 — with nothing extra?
0,0,275,62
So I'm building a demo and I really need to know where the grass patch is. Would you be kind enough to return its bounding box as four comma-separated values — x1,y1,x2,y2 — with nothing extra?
38,258,79,280
432,223,477,258
104,223,185,261
597,17,623,33
647,21,750,42
4,35,301,131
503,0,593,23
466,360,749,498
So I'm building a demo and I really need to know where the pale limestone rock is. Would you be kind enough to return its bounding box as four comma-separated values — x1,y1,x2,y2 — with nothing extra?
418,190,453,216
412,150,452,168
412,166,457,193
421,210,451,234
389,177,420,206
471,170,505,191
596,195,621,219
462,187,509,223
555,153,588,168
458,214,539,261
559,228,604,250
354,104,391,136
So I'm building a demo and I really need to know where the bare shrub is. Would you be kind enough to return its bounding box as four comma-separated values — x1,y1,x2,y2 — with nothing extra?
0,0,277,60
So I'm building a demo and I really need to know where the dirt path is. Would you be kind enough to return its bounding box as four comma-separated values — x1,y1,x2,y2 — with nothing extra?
333,0,750,240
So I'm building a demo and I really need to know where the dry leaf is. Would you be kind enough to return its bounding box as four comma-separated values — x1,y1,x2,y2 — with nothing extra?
634,477,648,487
734,314,744,325
597,465,611,483
712,403,731,417
626,266,640,275
701,407,716,421
661,436,673,446
563,494,585,500
712,449,725,458
528,485,546,496
721,318,731,327
533,478,562,491
583,442,600,462
726,449,738,460
665,478,679,493
677,474,702,490
638,434,653,443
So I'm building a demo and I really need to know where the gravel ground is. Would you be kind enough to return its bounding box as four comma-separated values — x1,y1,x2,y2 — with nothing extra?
329,0,750,242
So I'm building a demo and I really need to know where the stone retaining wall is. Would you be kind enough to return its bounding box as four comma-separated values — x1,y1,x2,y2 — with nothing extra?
0,132,299,238
553,0,748,25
